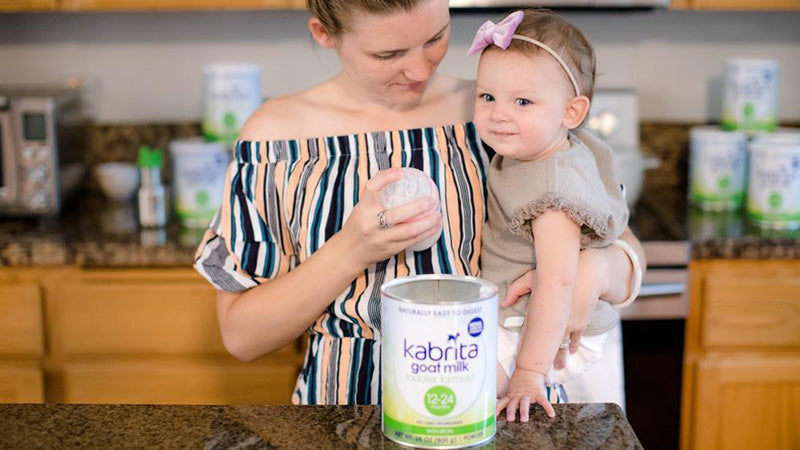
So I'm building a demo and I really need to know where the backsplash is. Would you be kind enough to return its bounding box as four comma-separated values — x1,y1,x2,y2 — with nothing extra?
82,121,695,198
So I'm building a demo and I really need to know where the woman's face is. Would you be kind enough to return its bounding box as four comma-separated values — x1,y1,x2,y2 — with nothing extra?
334,0,451,110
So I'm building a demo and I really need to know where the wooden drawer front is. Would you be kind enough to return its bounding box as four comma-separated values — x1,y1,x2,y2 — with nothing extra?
702,276,800,349
62,359,299,404
0,284,44,356
54,281,228,356
691,356,800,450
0,362,44,403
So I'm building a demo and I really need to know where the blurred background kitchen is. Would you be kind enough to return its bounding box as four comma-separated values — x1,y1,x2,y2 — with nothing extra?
1,1,798,449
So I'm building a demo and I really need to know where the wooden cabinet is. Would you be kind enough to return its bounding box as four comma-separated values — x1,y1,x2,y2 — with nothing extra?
45,268,303,404
0,0,57,11
681,260,800,450
0,273,45,403
60,0,304,11
0,267,302,405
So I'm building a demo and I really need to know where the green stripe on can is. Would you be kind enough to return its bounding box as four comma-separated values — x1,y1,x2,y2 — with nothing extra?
383,414,495,440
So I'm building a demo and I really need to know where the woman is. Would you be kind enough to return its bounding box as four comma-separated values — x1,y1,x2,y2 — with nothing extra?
194,0,645,406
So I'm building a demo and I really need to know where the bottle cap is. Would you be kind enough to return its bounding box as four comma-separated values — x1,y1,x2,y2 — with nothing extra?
137,146,164,168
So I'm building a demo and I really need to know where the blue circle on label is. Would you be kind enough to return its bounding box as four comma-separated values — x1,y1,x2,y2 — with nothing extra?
468,317,484,337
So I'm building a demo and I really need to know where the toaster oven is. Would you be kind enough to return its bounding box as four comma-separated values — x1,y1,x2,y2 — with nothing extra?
0,86,86,217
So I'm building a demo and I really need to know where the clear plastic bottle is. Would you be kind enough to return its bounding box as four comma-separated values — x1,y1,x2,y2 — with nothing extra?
137,146,167,228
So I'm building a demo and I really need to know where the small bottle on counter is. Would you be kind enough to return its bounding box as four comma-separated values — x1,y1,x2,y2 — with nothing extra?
137,146,167,228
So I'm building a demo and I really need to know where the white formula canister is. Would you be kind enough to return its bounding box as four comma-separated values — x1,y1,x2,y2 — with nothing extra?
722,59,780,134
381,275,497,449
689,126,748,211
169,137,230,227
202,64,262,145
747,134,800,230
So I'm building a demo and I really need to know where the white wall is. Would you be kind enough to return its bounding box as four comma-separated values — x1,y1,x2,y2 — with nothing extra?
1,9,798,123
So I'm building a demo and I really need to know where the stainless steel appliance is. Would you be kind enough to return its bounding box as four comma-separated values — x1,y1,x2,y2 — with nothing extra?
0,86,86,217
450,0,670,8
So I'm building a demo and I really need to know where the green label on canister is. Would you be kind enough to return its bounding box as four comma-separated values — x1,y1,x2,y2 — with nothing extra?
721,59,779,134
747,141,800,229
689,127,747,211
381,275,497,448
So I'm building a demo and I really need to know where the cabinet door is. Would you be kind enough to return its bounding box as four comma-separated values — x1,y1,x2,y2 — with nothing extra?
61,358,299,404
49,269,297,357
60,0,303,11
0,362,44,403
0,284,44,357
690,356,800,450
689,0,800,9
0,0,57,11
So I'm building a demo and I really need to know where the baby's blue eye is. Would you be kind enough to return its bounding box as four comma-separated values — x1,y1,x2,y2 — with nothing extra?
515,98,531,106
480,93,495,102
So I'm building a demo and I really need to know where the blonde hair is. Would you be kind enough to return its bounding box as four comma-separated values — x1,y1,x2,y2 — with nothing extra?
495,9,597,101
307,0,422,37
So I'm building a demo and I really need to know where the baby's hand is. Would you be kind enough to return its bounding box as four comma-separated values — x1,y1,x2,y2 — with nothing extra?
496,367,555,421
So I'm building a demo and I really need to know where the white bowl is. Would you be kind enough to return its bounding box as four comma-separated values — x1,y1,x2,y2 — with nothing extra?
95,162,140,201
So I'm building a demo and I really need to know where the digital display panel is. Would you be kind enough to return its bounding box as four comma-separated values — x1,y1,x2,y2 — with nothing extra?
23,113,47,141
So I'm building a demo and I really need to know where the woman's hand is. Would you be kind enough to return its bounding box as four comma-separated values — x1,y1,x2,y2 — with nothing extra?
496,367,555,421
503,247,610,370
339,168,442,271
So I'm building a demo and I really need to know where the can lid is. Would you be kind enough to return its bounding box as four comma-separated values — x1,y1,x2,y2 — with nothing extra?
203,63,262,75
170,136,228,155
690,126,746,142
750,128,800,146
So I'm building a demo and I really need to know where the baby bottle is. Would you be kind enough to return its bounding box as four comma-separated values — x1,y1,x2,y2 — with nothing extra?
378,168,442,252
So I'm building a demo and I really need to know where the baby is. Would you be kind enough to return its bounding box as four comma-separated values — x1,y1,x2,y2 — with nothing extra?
469,10,636,419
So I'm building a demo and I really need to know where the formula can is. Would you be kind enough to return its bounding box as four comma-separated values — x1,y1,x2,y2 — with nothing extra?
169,137,230,227
722,59,779,134
689,126,748,211
202,64,262,145
381,275,497,448
747,135,800,230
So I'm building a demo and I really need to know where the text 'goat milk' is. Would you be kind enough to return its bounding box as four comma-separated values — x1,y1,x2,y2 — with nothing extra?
381,275,497,448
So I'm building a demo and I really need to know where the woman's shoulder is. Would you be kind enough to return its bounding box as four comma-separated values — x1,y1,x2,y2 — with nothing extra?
238,75,477,142
238,89,325,142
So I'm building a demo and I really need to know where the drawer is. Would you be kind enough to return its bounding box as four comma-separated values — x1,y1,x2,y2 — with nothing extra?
701,275,800,349
61,358,300,404
0,284,44,356
0,362,44,403
51,273,297,357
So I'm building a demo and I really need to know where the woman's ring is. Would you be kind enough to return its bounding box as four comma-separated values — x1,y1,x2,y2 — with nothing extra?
377,210,392,229
559,338,571,350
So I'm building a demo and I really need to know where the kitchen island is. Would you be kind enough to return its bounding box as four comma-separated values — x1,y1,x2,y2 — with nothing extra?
0,403,642,449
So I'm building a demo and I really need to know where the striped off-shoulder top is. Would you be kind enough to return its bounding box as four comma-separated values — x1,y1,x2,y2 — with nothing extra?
194,123,493,405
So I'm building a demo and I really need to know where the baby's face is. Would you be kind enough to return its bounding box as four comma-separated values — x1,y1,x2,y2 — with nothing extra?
474,49,575,161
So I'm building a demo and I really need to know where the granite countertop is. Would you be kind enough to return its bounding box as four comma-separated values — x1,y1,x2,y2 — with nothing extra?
0,187,797,267
0,403,642,449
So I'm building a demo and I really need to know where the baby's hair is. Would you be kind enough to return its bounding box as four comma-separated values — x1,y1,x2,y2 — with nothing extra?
307,0,422,37
494,9,597,101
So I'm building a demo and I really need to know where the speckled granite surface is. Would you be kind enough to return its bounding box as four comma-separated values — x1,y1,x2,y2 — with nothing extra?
0,194,201,267
0,122,797,267
0,403,642,449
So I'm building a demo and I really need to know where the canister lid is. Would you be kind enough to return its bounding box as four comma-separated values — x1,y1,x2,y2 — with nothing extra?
203,63,262,75
690,126,746,143
170,136,228,155
750,128,800,145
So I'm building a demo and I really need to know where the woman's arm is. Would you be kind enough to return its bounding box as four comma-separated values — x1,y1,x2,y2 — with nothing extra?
216,169,442,362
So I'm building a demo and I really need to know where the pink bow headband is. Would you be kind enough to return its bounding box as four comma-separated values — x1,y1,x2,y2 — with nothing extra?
467,10,582,97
